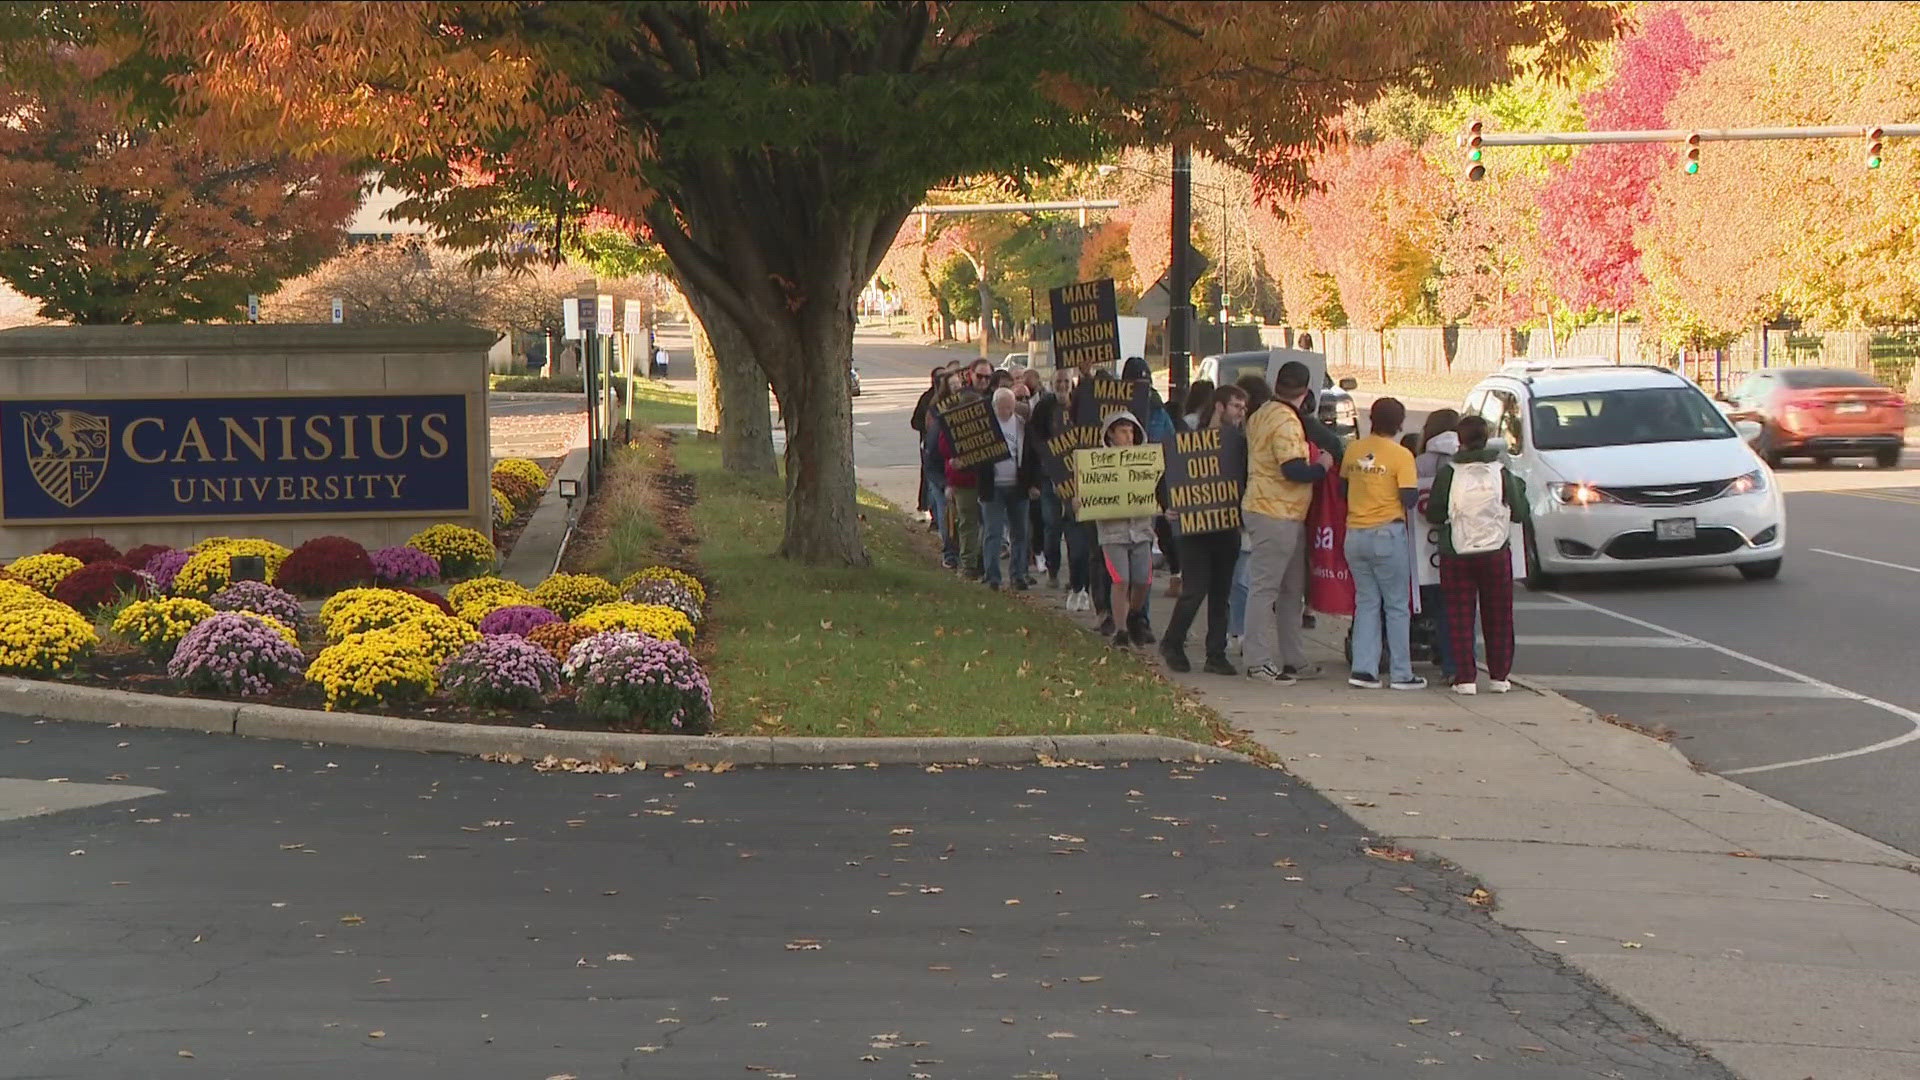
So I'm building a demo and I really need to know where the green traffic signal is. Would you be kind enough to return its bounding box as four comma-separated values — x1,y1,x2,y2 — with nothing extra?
1684,160,1699,174
1868,155,1883,169
1468,148,1482,163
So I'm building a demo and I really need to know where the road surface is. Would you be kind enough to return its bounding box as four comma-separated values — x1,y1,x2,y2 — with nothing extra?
846,333,1920,857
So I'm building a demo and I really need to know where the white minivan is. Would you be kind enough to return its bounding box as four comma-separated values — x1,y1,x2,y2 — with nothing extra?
1462,360,1786,587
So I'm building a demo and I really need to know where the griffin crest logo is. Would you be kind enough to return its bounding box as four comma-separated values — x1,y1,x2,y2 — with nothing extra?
23,409,111,508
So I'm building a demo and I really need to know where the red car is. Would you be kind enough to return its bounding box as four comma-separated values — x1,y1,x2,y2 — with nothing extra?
1724,367,1907,468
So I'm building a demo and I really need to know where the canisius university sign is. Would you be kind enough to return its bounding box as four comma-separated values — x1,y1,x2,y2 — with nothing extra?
2,395,470,522
0,324,493,555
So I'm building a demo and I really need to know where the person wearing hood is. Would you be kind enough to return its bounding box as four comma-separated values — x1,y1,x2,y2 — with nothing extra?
1414,409,1462,679
1121,355,1184,602
1424,414,1529,695
1092,411,1158,649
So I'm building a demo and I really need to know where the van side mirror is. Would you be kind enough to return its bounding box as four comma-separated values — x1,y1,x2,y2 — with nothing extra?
1338,377,1358,391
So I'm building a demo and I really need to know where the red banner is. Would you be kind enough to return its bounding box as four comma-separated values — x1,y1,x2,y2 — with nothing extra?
1306,472,1355,616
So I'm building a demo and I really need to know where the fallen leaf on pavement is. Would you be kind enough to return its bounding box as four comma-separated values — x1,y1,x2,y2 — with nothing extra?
606,953,634,962
1408,1018,1430,1025
785,939,823,951
1272,858,1297,868
1364,845,1417,862
367,1030,385,1039
177,1050,194,1058
1076,976,1102,983
1464,888,1493,907
339,915,364,925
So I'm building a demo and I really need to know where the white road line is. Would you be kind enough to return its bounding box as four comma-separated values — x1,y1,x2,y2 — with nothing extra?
1517,635,1704,648
1511,600,1577,610
1547,592,1920,774
1810,547,1920,575
1524,675,1840,698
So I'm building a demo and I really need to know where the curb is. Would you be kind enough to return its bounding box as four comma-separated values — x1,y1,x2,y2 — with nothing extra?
0,677,1249,768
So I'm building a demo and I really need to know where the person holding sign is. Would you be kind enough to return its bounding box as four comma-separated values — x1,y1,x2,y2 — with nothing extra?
1087,412,1161,650
1339,398,1426,692
1159,384,1249,676
1240,365,1334,685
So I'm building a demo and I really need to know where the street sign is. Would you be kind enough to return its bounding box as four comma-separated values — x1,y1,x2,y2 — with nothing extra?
563,296,581,340
596,294,614,336
1135,246,1212,323
623,299,642,337
246,294,259,324
576,296,597,339
330,298,343,324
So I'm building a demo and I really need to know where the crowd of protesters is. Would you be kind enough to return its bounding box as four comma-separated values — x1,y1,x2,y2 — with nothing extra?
910,354,1522,694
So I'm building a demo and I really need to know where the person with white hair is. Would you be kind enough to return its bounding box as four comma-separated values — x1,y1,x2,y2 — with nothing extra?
980,386,1039,591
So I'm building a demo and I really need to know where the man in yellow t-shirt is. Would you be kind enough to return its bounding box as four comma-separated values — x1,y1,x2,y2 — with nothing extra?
1239,362,1335,685
1339,397,1424,691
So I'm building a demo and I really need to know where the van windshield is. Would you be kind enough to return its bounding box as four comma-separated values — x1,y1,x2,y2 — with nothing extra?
1531,387,1736,450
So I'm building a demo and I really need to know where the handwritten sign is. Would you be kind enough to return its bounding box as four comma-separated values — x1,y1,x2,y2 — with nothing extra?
1162,427,1245,537
1071,444,1164,522
1049,278,1120,371
934,393,1009,470
1041,424,1103,502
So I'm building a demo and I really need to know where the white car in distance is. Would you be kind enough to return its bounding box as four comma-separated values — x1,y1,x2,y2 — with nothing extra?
1461,359,1786,588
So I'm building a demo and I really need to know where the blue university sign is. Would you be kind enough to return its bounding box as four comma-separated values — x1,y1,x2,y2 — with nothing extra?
0,395,470,523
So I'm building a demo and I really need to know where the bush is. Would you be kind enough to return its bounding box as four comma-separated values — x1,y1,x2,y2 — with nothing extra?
143,549,191,592
369,545,440,586
122,544,173,574
476,604,562,637
526,620,595,663
392,585,454,615
0,595,98,674
52,561,148,615
43,537,121,565
618,566,707,610
406,524,496,579
275,535,374,597
563,631,712,733
448,577,537,623
388,612,480,666
490,488,514,529
305,629,441,711
209,581,305,629
439,635,562,709
532,573,620,619
320,588,441,642
493,374,583,392
7,553,84,595
490,471,541,513
113,597,217,660
572,601,695,646
170,539,293,597
621,578,703,626
167,612,307,696
492,457,548,491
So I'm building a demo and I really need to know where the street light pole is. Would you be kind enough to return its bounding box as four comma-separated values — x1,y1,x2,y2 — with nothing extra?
1169,144,1192,396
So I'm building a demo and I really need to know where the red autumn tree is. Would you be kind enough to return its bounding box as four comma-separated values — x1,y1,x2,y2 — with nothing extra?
0,43,357,324
1536,7,1713,316
1294,140,1446,330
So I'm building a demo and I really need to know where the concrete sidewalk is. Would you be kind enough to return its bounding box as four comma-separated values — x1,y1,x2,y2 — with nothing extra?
1043,584,1920,1080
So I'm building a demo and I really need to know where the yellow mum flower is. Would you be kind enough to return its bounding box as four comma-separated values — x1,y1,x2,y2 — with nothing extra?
406,524,495,577
6,553,84,595
320,589,440,642
113,597,217,660
532,573,620,620
491,458,547,490
170,539,292,597
0,597,96,674
572,602,696,646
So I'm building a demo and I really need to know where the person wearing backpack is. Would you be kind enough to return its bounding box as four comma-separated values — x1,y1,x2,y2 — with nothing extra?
1424,415,1529,695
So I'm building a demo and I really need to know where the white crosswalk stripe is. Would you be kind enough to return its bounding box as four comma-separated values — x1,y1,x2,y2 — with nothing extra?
1517,635,1705,648
1525,675,1842,699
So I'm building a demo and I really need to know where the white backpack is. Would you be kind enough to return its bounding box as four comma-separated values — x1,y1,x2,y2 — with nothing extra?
1447,461,1510,555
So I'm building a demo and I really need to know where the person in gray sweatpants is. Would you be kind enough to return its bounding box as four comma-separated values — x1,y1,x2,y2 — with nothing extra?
1238,363,1334,685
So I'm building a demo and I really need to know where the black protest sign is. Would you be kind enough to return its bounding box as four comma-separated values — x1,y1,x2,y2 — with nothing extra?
1162,426,1247,537
1041,424,1103,501
934,393,1010,470
1070,373,1154,428
1049,278,1120,371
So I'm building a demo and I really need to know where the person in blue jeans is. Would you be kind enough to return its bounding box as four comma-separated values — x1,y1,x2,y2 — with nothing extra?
979,388,1039,591
1339,397,1426,691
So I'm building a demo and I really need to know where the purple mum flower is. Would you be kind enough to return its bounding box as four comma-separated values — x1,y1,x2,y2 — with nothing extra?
439,634,562,710
167,612,306,697
476,604,562,637
144,549,191,593
369,545,442,586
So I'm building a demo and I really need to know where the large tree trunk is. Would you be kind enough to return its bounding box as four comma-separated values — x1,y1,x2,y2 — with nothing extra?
977,274,994,359
686,289,776,475
763,307,867,566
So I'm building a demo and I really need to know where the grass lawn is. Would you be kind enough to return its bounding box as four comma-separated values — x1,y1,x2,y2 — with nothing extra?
602,436,1238,746
489,375,697,428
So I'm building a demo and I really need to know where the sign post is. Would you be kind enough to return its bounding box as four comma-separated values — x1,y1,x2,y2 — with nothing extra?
622,300,642,442
246,294,260,324
1048,278,1121,374
330,298,344,324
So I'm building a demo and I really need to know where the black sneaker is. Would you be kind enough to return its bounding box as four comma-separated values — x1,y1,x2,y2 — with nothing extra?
1111,630,1132,649
1012,578,1031,592
985,581,1000,591
1160,647,1191,673
1202,657,1238,676
1047,571,1060,589
1097,615,1115,636
1128,615,1156,647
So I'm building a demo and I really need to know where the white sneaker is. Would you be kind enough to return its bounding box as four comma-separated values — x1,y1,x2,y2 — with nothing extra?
1070,590,1089,612
1245,664,1297,686
1452,682,1478,695
1487,679,1512,693
1227,634,1243,656
1390,676,1429,691
1064,590,1080,612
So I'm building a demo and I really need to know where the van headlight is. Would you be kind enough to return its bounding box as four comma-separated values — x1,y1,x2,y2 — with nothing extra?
1548,482,1611,506
1727,469,1767,496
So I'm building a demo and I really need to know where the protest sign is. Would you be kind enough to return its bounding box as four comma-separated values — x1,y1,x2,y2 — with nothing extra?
934,394,1010,470
1071,444,1164,522
1161,426,1245,537
1048,278,1120,371
1041,424,1103,501
1070,373,1154,428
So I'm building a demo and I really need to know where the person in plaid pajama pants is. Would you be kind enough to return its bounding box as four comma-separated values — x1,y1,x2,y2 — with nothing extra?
1425,415,1530,695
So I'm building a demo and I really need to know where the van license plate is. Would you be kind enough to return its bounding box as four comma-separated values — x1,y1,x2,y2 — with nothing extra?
1655,518,1696,542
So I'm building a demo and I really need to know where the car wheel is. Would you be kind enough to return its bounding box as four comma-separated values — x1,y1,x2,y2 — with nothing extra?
1523,528,1558,592
1811,455,1834,469
1876,447,1902,469
1739,558,1783,581
1756,427,1786,468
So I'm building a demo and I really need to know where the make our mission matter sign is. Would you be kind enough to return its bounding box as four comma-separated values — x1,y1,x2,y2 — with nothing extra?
0,394,471,524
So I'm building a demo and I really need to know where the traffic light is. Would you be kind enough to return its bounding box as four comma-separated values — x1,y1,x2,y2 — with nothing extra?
1683,132,1701,174
1867,127,1884,169
1464,120,1486,181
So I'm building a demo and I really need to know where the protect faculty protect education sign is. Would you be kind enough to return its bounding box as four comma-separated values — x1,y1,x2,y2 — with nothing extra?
0,394,471,523
933,393,1010,470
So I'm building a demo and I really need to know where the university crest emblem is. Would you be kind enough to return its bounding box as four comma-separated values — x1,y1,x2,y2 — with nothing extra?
23,409,110,508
